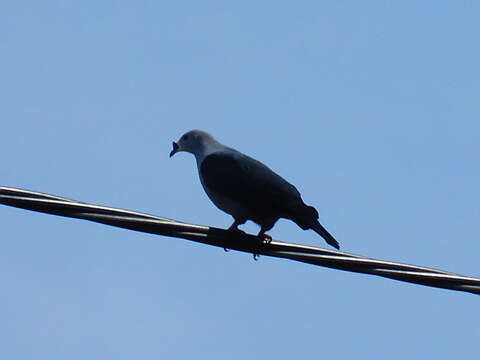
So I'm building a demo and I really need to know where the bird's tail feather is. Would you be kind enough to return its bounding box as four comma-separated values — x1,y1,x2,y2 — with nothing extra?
311,220,340,250
290,204,340,250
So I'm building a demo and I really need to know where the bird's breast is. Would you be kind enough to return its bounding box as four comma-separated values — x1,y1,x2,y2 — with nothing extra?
199,174,248,218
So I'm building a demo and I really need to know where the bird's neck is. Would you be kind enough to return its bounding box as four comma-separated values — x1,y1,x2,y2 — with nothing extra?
194,141,226,166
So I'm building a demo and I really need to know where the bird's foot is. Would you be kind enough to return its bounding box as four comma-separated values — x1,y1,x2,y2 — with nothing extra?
223,226,246,252
258,233,272,244
251,233,273,261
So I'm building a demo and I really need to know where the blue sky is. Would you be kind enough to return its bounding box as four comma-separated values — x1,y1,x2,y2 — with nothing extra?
1,1,479,358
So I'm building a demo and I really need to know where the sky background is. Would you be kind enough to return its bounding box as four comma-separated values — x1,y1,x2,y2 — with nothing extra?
1,1,479,359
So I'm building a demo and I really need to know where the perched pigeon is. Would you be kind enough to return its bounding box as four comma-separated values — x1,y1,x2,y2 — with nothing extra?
169,130,340,249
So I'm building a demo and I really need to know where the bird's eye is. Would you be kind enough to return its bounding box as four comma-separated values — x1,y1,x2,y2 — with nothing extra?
182,135,189,141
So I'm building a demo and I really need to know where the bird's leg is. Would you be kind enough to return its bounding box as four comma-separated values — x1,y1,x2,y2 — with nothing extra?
257,229,272,244
252,228,273,260
224,219,246,252
228,219,245,232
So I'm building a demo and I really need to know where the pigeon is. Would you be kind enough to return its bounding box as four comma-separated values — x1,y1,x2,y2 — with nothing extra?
169,129,340,250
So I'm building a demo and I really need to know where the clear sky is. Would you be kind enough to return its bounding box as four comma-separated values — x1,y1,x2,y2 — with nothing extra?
1,1,479,359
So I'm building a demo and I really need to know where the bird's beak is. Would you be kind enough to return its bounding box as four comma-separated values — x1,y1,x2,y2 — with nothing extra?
169,141,179,157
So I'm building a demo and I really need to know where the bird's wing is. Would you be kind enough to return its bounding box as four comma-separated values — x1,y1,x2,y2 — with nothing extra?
200,151,301,214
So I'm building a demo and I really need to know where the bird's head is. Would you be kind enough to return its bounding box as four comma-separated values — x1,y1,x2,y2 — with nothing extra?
169,130,217,157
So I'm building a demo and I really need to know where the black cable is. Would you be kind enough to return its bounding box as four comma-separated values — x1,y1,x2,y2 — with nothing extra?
1,186,479,295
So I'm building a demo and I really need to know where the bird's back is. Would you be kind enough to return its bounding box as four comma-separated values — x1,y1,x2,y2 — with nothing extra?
199,150,303,222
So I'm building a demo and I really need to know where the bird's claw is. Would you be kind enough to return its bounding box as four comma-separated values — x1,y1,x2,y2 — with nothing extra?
252,233,273,260
224,225,247,253
259,233,272,244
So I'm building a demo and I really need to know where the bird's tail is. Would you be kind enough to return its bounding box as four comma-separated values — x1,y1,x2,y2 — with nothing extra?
310,219,340,250
292,204,340,250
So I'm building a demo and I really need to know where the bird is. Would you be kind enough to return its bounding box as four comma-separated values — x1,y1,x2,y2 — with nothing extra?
169,129,340,250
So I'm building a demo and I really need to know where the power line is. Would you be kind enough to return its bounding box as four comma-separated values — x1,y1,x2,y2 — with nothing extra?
1,186,479,295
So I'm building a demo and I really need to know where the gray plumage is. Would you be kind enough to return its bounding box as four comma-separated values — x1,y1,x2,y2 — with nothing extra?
169,130,339,249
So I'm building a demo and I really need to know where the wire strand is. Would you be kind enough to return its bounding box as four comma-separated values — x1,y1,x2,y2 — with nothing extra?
1,186,479,295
